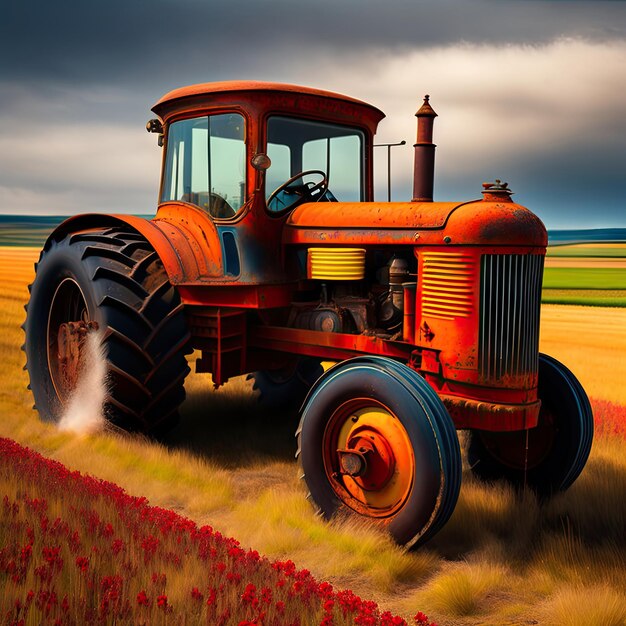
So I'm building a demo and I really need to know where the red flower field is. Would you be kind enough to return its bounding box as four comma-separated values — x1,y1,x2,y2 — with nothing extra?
0,437,437,625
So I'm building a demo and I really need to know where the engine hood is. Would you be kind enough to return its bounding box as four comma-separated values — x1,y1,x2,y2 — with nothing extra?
283,200,548,248
287,202,459,230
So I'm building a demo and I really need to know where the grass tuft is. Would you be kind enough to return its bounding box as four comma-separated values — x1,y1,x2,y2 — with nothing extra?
416,561,510,617
540,584,626,626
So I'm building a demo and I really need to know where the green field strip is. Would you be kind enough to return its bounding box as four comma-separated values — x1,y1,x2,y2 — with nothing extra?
543,267,626,290
0,228,54,247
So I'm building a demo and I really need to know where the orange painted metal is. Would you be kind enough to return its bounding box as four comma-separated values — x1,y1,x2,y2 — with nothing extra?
322,399,415,518
248,325,414,361
284,199,547,247
153,81,385,119
178,284,294,308
288,201,458,229
153,202,224,279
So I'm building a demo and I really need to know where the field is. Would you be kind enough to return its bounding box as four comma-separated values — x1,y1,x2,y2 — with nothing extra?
543,243,626,307
1,246,626,625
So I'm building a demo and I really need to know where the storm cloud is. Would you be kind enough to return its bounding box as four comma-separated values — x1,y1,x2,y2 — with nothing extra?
1,0,624,226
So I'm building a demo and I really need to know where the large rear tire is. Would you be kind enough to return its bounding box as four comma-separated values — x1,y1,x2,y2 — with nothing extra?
24,226,190,436
467,353,593,496
296,356,461,548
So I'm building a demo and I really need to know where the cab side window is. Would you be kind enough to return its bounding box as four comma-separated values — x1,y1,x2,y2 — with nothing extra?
161,114,246,218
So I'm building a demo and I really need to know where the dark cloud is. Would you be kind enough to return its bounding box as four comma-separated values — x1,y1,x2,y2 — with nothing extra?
1,1,624,226
2,0,625,90
434,139,626,228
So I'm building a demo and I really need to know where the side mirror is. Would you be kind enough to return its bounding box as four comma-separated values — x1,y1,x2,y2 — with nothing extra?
146,119,165,147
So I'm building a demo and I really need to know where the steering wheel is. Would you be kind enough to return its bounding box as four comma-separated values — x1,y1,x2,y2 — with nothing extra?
267,170,328,213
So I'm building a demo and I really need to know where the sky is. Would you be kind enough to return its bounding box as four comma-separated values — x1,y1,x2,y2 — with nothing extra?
1,0,625,229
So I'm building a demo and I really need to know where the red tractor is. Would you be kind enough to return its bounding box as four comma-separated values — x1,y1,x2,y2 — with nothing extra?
24,82,593,547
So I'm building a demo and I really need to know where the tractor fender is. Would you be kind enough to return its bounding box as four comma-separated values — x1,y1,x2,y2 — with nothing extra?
44,208,224,284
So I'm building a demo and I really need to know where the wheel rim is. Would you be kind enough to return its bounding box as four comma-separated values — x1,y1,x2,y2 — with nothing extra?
322,398,415,518
47,278,90,403
477,406,557,471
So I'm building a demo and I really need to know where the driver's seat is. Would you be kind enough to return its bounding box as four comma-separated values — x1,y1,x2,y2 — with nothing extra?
181,191,236,218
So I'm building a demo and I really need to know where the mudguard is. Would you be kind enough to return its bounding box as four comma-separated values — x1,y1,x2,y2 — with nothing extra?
44,204,224,284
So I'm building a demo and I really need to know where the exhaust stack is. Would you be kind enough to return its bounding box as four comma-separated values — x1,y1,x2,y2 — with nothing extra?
412,95,438,202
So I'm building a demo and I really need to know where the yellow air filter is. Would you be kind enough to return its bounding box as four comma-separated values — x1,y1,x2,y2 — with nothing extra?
308,248,366,280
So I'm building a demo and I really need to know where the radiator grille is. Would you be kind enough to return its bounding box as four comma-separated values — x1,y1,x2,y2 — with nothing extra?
421,252,476,320
479,254,543,381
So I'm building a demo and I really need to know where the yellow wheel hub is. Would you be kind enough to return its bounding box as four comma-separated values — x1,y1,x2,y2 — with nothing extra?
324,400,415,518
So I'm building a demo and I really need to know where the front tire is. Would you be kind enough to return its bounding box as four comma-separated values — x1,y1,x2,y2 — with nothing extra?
467,353,593,496
296,356,461,548
24,226,190,436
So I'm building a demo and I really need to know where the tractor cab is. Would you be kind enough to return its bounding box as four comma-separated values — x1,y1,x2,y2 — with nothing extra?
149,81,384,284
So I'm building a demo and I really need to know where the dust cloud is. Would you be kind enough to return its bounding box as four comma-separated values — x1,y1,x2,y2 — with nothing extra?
58,330,107,435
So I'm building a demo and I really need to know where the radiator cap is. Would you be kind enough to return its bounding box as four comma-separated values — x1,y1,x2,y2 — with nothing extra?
482,180,513,202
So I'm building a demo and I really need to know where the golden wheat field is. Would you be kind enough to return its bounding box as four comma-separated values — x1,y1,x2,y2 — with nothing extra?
1,247,625,626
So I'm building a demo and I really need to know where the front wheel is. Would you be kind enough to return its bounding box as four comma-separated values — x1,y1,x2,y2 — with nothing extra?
24,226,190,436
296,356,461,548
467,353,593,496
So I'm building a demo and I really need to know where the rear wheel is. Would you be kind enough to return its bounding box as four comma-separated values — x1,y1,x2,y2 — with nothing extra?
467,353,593,496
249,357,323,409
24,227,190,436
297,356,461,548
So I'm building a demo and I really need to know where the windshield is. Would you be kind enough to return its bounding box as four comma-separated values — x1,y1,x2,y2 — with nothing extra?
161,113,246,218
266,116,364,208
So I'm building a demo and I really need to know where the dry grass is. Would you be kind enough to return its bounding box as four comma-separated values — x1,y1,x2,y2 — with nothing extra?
405,560,512,618
539,585,626,626
1,247,625,625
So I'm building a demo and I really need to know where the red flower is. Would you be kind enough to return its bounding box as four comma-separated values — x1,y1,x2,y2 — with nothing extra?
318,581,334,597
142,535,159,560
206,588,217,607
242,583,257,604
75,556,89,572
191,587,203,601
414,612,429,624
101,522,114,537
111,539,124,555
156,594,169,610
20,544,32,562
136,591,149,607
261,587,272,604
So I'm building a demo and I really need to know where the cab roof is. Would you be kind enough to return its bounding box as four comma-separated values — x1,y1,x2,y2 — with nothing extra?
151,80,385,128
